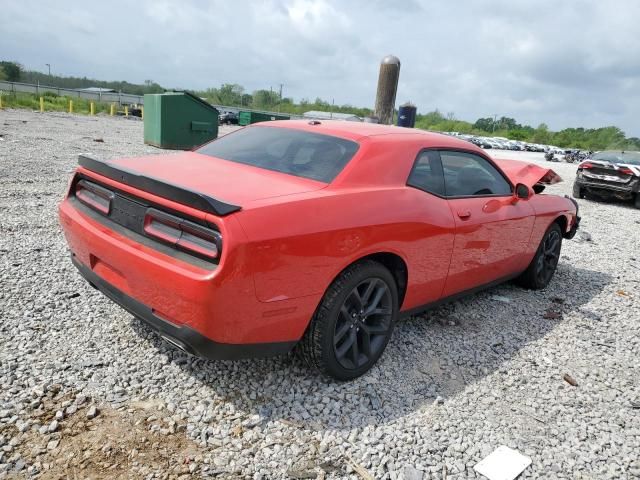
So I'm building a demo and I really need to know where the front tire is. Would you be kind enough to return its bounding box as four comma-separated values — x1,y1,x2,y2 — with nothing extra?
516,223,563,290
297,260,398,380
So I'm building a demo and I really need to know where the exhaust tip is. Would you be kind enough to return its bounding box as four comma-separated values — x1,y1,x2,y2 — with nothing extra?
160,334,192,354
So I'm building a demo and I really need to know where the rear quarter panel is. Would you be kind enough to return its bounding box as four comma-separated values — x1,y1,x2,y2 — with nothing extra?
236,138,456,310
237,188,455,308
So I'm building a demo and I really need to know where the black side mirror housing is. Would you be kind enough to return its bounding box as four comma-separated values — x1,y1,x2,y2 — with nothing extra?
515,183,530,199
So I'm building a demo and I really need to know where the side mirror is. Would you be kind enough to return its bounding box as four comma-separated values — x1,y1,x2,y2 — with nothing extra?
515,183,530,200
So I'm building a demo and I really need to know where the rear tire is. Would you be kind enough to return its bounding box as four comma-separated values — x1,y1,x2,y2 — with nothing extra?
516,223,563,290
297,260,398,381
572,182,585,199
635,194,640,209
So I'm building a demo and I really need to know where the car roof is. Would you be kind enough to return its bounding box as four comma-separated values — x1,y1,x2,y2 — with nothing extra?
251,119,480,151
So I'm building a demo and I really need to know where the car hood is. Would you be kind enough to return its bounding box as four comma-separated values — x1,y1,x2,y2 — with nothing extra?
107,151,327,206
493,158,562,186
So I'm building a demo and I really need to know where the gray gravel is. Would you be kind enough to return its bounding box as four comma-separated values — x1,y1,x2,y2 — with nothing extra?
1,109,639,479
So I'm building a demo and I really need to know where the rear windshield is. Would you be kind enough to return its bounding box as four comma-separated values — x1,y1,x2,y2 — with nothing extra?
592,151,640,165
197,126,359,183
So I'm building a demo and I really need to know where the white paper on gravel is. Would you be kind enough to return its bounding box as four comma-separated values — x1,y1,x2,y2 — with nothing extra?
473,445,532,480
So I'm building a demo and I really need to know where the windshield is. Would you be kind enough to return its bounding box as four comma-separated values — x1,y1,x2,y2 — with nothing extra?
591,151,640,166
197,126,359,183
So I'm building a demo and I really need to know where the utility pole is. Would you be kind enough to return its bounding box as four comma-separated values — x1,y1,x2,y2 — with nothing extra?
278,84,283,113
492,113,497,133
45,63,51,76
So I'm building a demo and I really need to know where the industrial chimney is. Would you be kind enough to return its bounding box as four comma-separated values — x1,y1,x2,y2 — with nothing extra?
374,55,400,125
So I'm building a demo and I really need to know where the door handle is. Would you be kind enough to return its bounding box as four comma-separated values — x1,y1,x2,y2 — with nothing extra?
457,210,471,219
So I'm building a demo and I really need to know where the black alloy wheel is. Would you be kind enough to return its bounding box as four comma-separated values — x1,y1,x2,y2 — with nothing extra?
516,222,563,290
333,278,393,370
572,182,585,199
297,260,399,380
535,228,561,286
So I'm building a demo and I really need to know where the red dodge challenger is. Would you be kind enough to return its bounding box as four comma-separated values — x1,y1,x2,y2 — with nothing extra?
59,121,580,380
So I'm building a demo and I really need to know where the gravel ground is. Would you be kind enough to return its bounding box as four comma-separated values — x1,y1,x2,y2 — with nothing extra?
0,109,639,479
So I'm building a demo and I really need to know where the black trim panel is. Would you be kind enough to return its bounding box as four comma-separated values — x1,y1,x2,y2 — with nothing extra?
399,272,520,319
78,155,241,216
71,255,296,360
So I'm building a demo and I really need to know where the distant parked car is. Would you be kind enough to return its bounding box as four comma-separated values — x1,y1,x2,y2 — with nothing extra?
573,151,640,208
546,146,564,155
219,111,238,125
129,107,142,118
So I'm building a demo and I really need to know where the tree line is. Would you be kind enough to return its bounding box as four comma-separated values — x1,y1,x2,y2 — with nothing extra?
415,111,640,151
1,60,638,150
0,61,164,96
192,83,373,117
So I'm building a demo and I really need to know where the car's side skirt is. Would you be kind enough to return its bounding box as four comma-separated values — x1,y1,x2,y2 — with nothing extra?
399,272,521,319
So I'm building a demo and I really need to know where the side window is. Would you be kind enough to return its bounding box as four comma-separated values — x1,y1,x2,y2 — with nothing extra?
407,150,445,196
440,151,511,197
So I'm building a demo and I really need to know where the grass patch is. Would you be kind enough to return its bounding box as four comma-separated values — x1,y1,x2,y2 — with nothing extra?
0,92,119,115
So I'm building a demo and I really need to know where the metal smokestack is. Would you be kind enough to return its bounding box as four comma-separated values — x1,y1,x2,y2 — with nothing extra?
374,55,400,125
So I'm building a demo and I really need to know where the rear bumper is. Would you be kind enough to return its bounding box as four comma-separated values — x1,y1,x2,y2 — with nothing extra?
575,177,639,194
59,194,315,347
72,255,296,359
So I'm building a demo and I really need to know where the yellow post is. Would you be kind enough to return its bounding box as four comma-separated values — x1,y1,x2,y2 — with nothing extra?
40,97,44,112
69,100,73,113
90,102,95,115
124,106,129,117
141,106,144,120
110,104,115,116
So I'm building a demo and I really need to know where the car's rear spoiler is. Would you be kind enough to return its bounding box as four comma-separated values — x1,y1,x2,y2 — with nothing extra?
77,155,241,216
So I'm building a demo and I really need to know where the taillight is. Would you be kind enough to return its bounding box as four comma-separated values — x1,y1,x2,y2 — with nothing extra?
75,179,114,215
144,208,221,260
143,209,182,244
618,167,633,175
177,222,220,259
578,162,593,170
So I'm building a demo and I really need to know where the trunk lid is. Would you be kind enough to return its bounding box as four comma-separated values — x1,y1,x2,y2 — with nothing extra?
105,151,327,208
579,160,638,184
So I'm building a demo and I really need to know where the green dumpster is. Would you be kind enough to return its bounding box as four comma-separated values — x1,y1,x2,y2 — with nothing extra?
144,91,218,150
238,110,290,126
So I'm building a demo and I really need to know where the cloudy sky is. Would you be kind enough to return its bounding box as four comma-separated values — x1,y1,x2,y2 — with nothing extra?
2,0,639,135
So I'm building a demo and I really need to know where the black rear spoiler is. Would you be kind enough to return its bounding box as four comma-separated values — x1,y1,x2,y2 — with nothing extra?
77,155,241,216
